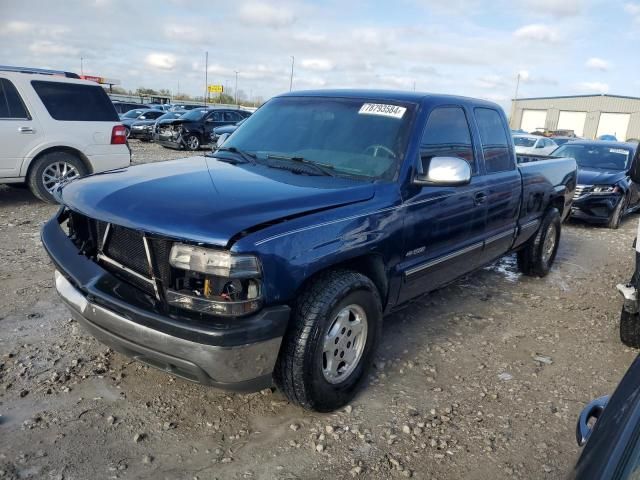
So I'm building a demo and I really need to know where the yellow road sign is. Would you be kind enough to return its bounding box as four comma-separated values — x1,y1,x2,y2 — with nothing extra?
208,84,223,93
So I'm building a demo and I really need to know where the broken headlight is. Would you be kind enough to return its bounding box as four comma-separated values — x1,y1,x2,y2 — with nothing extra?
167,244,262,317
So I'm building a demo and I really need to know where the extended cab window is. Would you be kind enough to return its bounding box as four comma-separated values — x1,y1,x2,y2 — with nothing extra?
421,107,475,173
475,107,514,173
31,80,119,121
0,78,29,119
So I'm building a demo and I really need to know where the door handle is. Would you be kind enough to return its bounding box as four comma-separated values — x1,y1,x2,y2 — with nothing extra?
18,126,35,134
474,192,487,205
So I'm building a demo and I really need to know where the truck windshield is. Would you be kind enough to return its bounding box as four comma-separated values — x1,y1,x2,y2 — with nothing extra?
223,96,415,180
554,144,632,170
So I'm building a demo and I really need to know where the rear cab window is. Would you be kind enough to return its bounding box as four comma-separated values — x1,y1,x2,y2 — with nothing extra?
474,107,514,173
420,106,476,174
0,78,30,119
31,80,118,121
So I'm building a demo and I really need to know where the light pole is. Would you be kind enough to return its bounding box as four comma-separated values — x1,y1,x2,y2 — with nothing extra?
510,72,521,128
204,51,208,106
80,57,84,76
234,70,239,105
289,55,294,92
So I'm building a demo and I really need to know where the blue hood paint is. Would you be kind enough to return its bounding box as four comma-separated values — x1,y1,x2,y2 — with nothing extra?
60,156,375,246
577,167,626,186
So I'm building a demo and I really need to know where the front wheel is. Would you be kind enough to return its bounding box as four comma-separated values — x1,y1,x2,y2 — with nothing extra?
620,309,640,348
185,135,200,151
274,270,382,412
517,208,561,277
608,195,627,229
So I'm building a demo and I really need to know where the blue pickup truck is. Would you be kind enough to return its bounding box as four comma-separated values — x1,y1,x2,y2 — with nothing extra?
42,90,577,411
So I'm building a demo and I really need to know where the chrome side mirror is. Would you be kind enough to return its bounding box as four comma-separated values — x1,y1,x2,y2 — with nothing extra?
216,133,230,147
414,156,471,186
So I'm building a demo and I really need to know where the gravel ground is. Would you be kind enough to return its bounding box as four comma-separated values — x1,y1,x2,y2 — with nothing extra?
0,140,638,479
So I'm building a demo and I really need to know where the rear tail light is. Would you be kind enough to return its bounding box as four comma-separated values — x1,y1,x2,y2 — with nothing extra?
111,125,127,145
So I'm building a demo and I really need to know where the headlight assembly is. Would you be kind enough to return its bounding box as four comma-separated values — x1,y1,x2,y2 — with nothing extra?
167,244,263,317
592,185,621,194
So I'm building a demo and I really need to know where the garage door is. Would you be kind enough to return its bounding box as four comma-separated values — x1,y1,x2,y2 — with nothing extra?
520,109,547,133
597,113,630,141
557,111,586,137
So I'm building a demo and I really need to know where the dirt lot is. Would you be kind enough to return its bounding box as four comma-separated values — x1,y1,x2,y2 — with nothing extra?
1,140,638,480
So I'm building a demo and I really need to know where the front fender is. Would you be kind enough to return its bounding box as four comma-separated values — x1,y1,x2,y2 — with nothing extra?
233,185,404,306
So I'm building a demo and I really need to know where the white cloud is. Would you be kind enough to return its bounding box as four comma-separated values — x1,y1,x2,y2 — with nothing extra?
164,25,207,43
352,28,394,47
475,74,507,89
625,2,640,15
300,58,334,71
28,40,78,56
238,2,295,28
291,32,327,45
585,57,610,71
4,21,32,34
577,81,609,93
145,53,177,70
513,24,560,43
523,0,582,16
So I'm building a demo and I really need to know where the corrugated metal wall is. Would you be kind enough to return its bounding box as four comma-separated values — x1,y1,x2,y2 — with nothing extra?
510,95,640,141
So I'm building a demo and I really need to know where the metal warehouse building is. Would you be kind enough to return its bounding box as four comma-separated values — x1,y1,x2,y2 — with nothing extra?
510,94,640,141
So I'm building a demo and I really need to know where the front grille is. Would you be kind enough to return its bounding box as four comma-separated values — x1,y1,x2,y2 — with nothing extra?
574,184,593,200
68,211,171,298
104,224,149,276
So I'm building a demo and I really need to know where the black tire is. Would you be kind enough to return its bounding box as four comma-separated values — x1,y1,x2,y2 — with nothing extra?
620,310,640,348
274,270,382,412
607,195,627,229
27,151,87,204
185,135,200,151
517,208,561,277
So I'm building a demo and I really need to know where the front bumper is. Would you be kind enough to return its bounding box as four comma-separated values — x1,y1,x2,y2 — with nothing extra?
571,193,622,222
129,128,153,141
42,214,290,391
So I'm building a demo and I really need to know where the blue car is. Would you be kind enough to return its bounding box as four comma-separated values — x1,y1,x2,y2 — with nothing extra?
41,89,577,411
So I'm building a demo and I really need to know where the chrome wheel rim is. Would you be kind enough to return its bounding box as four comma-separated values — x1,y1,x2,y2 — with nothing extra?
188,136,199,150
541,223,557,265
42,162,80,193
322,304,368,384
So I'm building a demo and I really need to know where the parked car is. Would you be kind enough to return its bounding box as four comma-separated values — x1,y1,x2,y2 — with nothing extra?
112,101,149,115
170,104,206,111
0,67,130,203
130,111,185,141
556,141,639,228
119,108,151,121
551,136,577,147
599,134,618,141
147,103,171,112
120,109,165,137
513,134,558,155
156,107,251,150
42,90,577,411
573,355,640,479
209,117,248,145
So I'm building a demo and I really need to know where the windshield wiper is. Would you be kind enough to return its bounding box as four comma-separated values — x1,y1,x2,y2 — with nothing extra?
209,146,257,164
265,154,336,177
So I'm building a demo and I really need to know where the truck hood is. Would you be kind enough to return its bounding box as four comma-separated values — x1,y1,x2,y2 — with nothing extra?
577,167,626,186
59,156,375,247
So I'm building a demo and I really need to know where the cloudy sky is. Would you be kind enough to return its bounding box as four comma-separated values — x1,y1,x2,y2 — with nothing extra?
1,0,639,109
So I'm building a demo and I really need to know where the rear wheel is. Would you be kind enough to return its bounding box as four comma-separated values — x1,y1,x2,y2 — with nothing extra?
27,151,87,203
517,208,561,277
274,270,382,412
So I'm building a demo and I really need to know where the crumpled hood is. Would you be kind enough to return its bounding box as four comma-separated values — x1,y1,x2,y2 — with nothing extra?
60,156,375,246
577,167,626,186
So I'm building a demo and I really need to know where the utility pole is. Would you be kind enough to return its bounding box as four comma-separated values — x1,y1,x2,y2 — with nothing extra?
80,57,84,76
510,72,521,128
289,55,295,91
234,71,239,105
204,51,208,106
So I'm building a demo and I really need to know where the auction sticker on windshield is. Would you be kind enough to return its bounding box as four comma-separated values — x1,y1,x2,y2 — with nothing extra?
610,148,629,156
359,103,406,119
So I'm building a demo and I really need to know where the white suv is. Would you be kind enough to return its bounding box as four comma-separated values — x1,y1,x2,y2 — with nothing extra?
0,67,130,203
